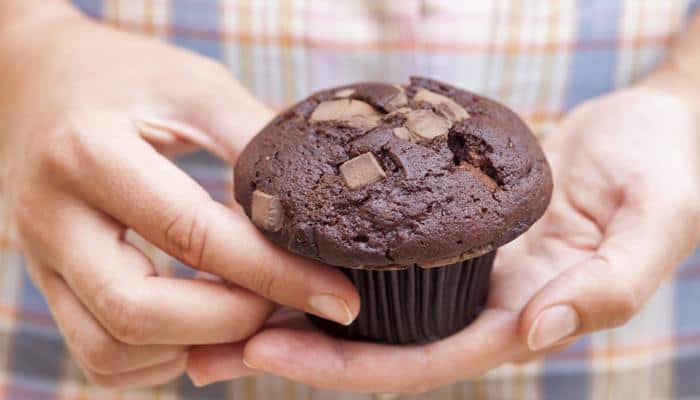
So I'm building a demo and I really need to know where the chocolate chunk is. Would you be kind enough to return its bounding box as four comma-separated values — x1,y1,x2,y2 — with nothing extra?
385,142,417,179
385,107,411,123
385,141,451,180
385,88,408,111
414,89,470,122
334,88,355,98
354,83,408,112
251,190,284,231
339,152,387,189
288,222,317,255
392,127,411,140
436,102,468,123
404,109,452,140
309,99,381,130
347,128,393,157
388,107,411,116
235,76,553,269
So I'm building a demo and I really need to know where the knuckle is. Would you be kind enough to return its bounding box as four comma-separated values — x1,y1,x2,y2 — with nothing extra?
230,298,273,340
606,284,640,327
12,187,40,234
77,336,125,375
36,122,87,182
39,142,74,179
573,258,640,329
12,183,66,245
246,266,277,299
81,369,126,389
163,205,210,269
96,283,149,345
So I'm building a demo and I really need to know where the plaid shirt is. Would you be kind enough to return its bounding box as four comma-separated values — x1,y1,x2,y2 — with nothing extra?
1,0,700,399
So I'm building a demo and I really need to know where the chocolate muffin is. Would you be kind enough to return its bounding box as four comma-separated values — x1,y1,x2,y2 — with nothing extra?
234,77,552,344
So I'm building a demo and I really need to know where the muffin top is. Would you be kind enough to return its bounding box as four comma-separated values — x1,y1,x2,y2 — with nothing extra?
234,77,552,269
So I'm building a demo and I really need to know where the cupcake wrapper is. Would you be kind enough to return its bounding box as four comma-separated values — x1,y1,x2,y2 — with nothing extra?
309,251,496,345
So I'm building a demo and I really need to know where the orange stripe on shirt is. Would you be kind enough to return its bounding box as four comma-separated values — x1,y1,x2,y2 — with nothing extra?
106,19,672,53
547,332,700,362
2,297,700,361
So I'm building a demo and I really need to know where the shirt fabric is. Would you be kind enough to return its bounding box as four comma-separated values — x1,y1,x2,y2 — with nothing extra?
1,0,700,399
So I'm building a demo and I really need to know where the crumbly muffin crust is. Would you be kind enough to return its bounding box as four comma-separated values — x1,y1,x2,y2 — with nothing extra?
234,77,552,268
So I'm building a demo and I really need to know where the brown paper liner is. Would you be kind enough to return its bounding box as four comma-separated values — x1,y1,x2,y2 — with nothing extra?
309,251,496,344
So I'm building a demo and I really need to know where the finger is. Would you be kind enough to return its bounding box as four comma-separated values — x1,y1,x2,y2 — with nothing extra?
64,116,359,326
187,342,258,387
511,337,578,365
520,187,699,352
186,307,295,386
23,192,274,345
154,60,275,161
80,353,187,390
134,118,201,158
156,66,274,163
25,259,185,375
242,309,523,394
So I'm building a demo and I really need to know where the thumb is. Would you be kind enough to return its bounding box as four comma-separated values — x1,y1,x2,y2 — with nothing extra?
519,190,697,352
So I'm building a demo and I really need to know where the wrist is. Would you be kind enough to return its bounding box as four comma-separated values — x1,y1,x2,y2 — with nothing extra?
0,1,84,94
0,1,79,188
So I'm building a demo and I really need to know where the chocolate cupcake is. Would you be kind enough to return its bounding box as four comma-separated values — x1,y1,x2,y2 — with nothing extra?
234,77,552,344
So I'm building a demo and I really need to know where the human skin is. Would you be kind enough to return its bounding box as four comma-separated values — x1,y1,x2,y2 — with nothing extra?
1,0,699,393
0,0,359,389
188,10,700,394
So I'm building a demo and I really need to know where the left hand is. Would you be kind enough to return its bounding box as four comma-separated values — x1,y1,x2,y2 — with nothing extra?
0,10,359,389
188,86,700,393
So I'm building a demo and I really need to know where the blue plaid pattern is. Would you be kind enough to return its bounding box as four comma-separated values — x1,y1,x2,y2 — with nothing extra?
0,0,699,398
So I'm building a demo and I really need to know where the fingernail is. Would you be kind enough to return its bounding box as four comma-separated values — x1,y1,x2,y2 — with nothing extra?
242,358,257,370
309,294,354,325
188,372,207,388
527,305,580,351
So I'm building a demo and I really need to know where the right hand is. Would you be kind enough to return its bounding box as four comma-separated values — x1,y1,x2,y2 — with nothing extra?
0,6,359,389
211,86,700,394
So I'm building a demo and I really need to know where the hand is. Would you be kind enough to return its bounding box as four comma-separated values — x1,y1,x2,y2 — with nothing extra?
189,86,700,393
0,8,359,389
